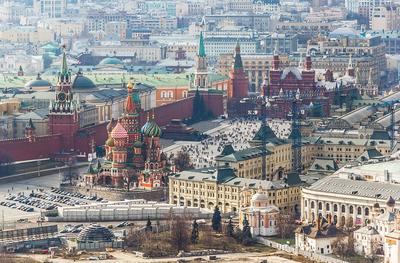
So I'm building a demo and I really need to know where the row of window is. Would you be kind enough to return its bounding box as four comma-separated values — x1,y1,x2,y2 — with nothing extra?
306,200,371,216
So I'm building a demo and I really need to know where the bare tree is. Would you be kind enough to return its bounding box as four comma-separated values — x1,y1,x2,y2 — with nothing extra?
170,216,190,252
365,238,383,263
125,227,146,250
276,210,296,239
173,151,192,171
332,235,348,260
332,232,355,260
0,150,13,175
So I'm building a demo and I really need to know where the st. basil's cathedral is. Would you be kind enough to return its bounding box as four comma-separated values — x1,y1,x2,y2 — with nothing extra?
84,81,167,190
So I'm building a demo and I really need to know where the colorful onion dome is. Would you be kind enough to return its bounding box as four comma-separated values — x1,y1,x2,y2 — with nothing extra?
125,81,136,114
133,141,143,148
141,113,162,137
105,136,114,147
111,122,128,139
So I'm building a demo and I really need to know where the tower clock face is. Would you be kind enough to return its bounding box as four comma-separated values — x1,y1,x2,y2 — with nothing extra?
58,92,66,102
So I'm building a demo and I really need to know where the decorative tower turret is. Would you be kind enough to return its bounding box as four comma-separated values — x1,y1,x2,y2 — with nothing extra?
272,44,280,71
141,112,162,170
347,54,355,77
228,41,249,99
25,118,36,142
110,120,128,169
121,81,141,147
193,32,208,89
105,119,115,161
48,47,79,152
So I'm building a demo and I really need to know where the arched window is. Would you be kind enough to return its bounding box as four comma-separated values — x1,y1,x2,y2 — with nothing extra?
342,205,346,213
161,91,167,98
357,207,362,215
365,207,369,216
311,201,315,209
334,204,338,212
326,203,330,211
304,200,308,207
350,206,354,214
318,202,322,210
168,91,173,98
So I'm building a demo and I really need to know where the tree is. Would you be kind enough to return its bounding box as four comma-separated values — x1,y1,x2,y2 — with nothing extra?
174,151,192,171
310,102,324,117
226,218,234,237
332,232,355,260
95,146,105,158
145,216,152,232
276,211,296,239
241,214,253,245
332,235,348,260
191,219,199,244
364,237,383,263
212,206,222,232
122,173,137,191
191,88,213,123
192,88,206,122
63,156,78,185
0,150,13,176
170,216,189,252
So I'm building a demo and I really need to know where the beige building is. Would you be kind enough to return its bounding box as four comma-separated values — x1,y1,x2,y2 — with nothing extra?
14,109,49,138
105,21,127,40
301,159,400,228
215,124,395,179
169,167,302,214
0,99,20,117
371,5,400,31
37,19,85,37
91,45,166,63
215,126,315,181
0,26,53,44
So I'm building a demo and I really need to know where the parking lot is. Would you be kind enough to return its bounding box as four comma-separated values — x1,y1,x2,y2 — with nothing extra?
0,166,101,223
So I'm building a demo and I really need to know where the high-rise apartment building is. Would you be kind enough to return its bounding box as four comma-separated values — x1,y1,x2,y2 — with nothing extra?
33,0,66,18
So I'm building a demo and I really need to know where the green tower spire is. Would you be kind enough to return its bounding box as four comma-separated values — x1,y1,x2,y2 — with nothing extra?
233,40,243,69
198,32,206,57
61,50,68,75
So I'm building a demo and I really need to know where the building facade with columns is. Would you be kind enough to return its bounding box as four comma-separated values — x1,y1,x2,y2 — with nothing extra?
301,159,400,228
168,167,302,214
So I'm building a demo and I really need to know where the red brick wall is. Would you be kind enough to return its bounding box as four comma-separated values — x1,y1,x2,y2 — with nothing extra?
0,93,224,162
0,135,62,162
142,91,224,126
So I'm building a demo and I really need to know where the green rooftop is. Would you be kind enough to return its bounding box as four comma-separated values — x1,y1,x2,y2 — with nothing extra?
0,72,228,89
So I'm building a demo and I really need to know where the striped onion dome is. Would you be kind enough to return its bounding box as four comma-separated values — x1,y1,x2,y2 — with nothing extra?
141,118,162,137
105,137,114,147
110,122,128,139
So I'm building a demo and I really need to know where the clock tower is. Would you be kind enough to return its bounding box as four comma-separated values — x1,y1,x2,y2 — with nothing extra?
49,47,79,152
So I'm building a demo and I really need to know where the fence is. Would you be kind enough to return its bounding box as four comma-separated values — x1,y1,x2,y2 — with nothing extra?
256,237,349,263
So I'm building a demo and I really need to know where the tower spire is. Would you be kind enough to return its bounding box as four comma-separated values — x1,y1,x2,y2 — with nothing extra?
61,46,68,76
198,32,206,57
233,40,243,69
125,80,136,114
347,54,355,77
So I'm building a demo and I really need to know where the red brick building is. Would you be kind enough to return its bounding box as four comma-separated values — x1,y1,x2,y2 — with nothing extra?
227,42,250,116
264,52,332,119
